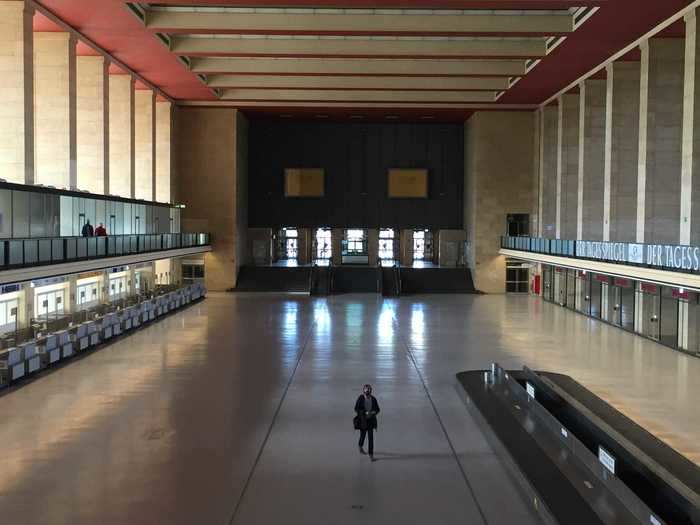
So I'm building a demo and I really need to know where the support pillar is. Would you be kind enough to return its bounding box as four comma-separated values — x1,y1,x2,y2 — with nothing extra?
561,92,580,240
76,55,107,194
541,105,558,238
0,1,33,184
577,81,585,240
135,89,154,201
682,11,697,245
637,41,650,243
555,96,563,238
34,32,74,189
603,64,614,241
108,74,134,198
156,100,172,202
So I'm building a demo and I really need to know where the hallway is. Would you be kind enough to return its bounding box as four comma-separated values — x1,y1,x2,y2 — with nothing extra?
0,292,697,524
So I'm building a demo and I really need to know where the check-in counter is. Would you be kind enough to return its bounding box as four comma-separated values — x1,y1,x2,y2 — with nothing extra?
101,313,116,340
113,311,123,336
87,321,99,346
56,329,73,359
38,334,60,366
73,323,89,351
131,305,141,328
20,341,40,374
1,347,24,382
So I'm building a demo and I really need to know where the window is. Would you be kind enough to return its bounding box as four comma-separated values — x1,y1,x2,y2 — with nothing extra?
314,228,332,262
345,229,366,254
77,281,100,308
35,289,66,319
109,276,128,298
0,298,19,334
276,228,299,260
413,230,433,262
379,228,396,263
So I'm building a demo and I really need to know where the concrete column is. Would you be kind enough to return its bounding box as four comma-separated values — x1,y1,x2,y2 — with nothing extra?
644,38,684,245
108,75,133,198
156,101,172,202
400,230,414,266
76,55,107,194
555,96,563,238
367,228,379,266
0,1,33,184
637,41,650,243
576,81,585,240
610,61,641,243
541,105,558,238
560,92,580,240
537,108,545,236
134,89,154,201
34,32,74,189
603,64,614,241
331,228,342,265
682,11,697,245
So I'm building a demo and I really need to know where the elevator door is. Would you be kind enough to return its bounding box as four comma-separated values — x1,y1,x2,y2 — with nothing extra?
660,288,679,348
641,285,660,341
555,270,566,305
590,278,602,319
566,270,576,310
542,267,553,302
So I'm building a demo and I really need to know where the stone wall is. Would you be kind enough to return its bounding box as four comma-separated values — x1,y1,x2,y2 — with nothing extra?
465,111,536,293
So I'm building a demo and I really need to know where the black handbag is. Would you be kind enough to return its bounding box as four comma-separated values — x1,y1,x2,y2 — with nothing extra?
353,415,361,430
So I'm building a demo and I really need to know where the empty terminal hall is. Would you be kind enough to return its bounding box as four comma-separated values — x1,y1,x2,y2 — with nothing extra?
1,1,699,524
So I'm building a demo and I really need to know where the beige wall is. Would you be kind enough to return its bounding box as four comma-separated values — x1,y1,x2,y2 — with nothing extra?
175,107,247,291
0,1,32,184
465,111,536,293
134,89,153,201
76,55,106,194
34,32,71,188
155,101,171,202
109,75,133,198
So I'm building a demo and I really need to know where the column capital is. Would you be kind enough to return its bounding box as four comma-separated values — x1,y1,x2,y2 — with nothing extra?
684,9,696,23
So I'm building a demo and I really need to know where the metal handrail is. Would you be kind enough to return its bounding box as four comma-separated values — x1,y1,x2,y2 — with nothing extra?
0,233,210,270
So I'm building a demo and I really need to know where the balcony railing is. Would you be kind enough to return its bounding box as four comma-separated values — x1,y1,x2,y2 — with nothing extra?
0,233,210,270
501,236,576,257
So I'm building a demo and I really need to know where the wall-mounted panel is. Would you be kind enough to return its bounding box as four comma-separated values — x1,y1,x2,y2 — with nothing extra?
248,119,464,229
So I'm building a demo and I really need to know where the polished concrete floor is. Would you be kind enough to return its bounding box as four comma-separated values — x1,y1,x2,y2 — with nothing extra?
0,292,698,525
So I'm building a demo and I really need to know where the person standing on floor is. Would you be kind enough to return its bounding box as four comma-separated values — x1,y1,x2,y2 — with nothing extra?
94,222,107,236
355,384,380,462
81,220,94,237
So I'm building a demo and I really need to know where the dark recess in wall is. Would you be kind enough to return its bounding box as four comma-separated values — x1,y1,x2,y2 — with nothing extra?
248,119,464,229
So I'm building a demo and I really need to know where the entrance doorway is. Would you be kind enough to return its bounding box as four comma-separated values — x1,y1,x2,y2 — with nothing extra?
313,228,332,264
413,229,433,265
379,228,397,265
275,227,299,264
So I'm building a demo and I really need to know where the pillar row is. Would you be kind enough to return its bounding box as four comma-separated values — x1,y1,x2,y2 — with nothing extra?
560,92,580,240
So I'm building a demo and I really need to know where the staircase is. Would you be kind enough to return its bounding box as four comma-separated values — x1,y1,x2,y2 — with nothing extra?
235,266,311,292
330,266,380,293
398,267,476,294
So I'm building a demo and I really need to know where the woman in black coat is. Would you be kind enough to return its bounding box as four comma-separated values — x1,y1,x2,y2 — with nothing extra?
355,384,380,461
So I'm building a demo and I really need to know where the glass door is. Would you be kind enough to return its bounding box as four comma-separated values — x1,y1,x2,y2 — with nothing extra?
555,268,566,305
378,228,397,265
565,269,576,310
542,266,553,302
639,282,660,341
576,271,591,315
590,275,603,319
313,228,332,264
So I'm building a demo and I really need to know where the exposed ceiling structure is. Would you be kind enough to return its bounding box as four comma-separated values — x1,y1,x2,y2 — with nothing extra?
33,1,693,120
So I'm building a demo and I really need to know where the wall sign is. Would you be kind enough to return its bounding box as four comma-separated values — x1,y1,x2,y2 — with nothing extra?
598,446,616,475
525,382,535,399
575,240,700,272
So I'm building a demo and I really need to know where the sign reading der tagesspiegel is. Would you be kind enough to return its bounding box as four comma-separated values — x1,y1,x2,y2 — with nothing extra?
575,240,700,272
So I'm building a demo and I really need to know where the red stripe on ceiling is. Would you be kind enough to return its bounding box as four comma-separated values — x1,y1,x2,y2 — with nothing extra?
35,0,216,101
33,12,61,32
178,52,543,59
499,0,690,104
214,86,500,91
150,1,599,7
195,72,517,78
154,29,569,37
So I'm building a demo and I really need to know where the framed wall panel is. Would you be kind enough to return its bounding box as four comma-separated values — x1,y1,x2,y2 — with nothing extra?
284,168,325,197
388,169,428,198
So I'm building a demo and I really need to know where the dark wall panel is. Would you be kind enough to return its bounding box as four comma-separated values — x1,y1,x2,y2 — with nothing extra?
248,119,464,229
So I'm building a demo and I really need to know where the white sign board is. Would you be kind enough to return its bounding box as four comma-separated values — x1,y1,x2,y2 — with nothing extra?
598,446,616,475
525,382,535,399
